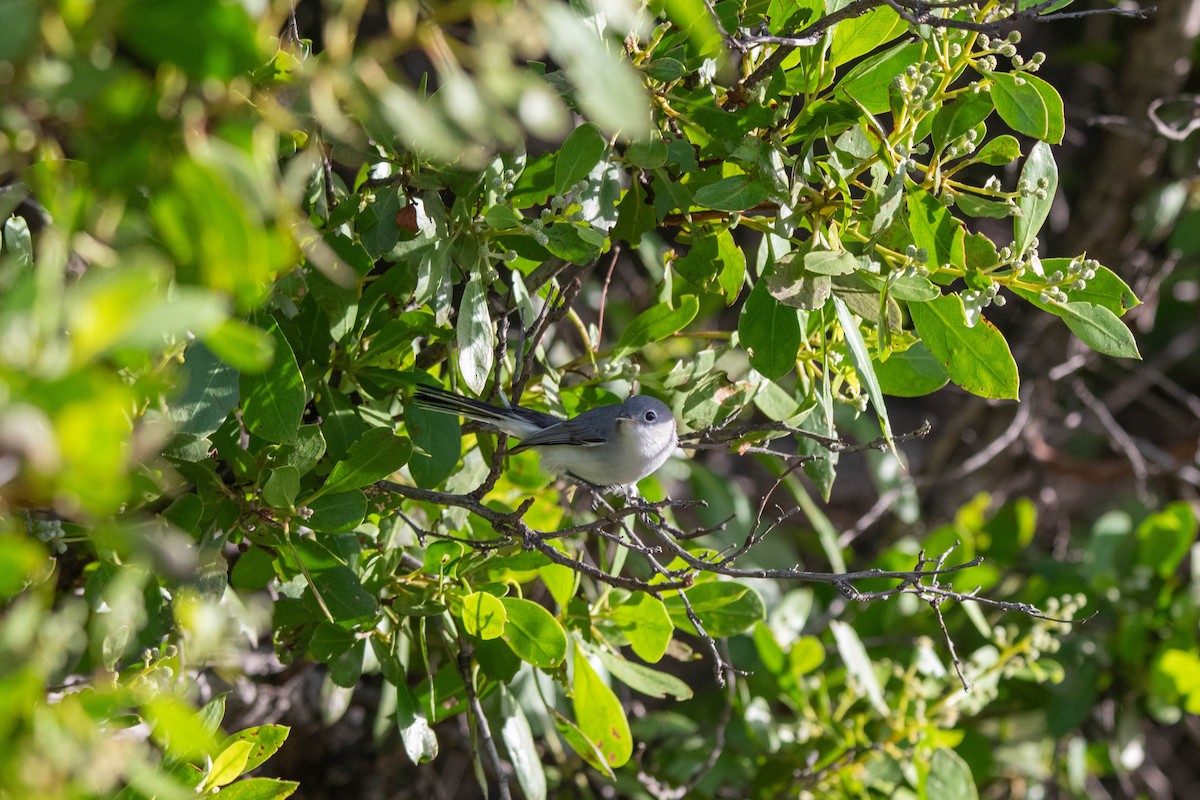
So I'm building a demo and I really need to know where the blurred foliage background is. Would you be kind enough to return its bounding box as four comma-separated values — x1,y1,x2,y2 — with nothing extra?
0,0,1198,799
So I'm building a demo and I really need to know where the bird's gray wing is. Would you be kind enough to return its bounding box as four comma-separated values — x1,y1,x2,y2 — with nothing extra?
507,416,608,453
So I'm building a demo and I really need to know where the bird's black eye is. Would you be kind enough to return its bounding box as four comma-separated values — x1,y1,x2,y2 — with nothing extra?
643,410,657,422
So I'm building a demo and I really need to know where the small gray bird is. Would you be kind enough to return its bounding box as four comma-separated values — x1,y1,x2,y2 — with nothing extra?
411,385,677,490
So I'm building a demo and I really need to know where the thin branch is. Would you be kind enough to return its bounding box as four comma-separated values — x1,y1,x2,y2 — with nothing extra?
734,0,1153,93
455,632,513,800
1073,378,1152,503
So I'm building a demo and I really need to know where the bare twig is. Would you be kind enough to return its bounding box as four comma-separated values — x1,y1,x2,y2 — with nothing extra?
1073,379,1152,502
455,632,513,800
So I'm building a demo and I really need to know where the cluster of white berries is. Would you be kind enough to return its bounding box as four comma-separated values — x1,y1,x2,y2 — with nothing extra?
1038,256,1100,304
976,31,1046,74
894,61,941,115
487,167,519,195
30,517,67,554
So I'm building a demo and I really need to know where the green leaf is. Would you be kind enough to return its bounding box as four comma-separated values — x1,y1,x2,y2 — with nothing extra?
659,0,725,59
1014,141,1059,255
692,175,768,211
612,181,656,246
665,581,764,637
171,343,239,437
829,7,905,68
456,274,493,395
318,427,412,497
838,41,922,114
872,342,949,397
790,636,826,677
932,94,994,154
212,777,299,800
313,569,378,623
956,193,1015,219
395,683,439,765
306,490,367,533
595,648,693,699
500,686,548,800
0,0,37,62
217,725,290,776
262,466,300,510
119,0,262,81
1057,262,1139,315
1041,298,1139,358
739,279,802,380
501,597,567,668
908,294,1019,399
613,295,699,358
231,546,275,592
461,591,507,640
834,296,892,444
923,748,979,800
907,185,964,270
988,70,1065,144
205,318,274,373
609,593,674,663
555,123,608,195
767,261,832,311
971,134,1022,166
804,249,858,276
716,228,746,299
1135,502,1198,579
239,317,305,443
572,643,633,768
202,740,253,791
406,399,462,489
830,620,889,716
1011,283,1139,359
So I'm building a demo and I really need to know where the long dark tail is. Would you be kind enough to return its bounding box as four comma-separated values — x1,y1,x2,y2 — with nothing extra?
412,385,510,423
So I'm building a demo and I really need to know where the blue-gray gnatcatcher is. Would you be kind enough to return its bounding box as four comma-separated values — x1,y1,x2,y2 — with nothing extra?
412,385,677,489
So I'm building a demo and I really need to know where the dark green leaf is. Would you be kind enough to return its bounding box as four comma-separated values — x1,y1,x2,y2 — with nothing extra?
555,123,608,195
872,342,950,397
406,399,462,489
740,279,802,379
319,427,412,496
119,0,262,81
692,175,768,211
613,295,699,358
171,343,239,437
932,94,994,154
239,317,305,444
306,490,367,533
956,193,1014,219
262,466,300,510
309,565,378,623
907,185,964,270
